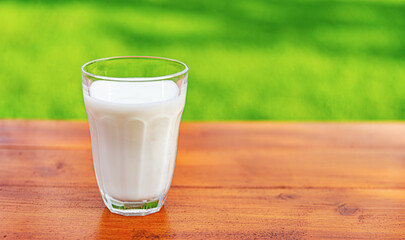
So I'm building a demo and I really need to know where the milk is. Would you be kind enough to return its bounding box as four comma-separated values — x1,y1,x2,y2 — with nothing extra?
83,79,186,201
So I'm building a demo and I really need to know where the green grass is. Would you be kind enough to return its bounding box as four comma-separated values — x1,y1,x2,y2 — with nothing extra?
1,0,405,120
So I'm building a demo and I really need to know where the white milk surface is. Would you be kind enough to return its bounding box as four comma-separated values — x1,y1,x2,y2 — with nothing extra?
83,80,186,201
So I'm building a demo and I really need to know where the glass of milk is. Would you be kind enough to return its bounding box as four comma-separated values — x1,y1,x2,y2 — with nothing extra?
81,56,188,216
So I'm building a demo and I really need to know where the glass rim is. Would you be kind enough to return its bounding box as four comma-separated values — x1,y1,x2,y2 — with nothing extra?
81,56,189,81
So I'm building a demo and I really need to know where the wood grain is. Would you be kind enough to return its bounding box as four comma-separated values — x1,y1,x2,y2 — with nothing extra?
0,120,90,149
0,120,405,239
2,186,405,239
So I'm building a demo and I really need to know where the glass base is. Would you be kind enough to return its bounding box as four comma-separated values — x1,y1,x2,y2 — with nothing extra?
102,193,167,216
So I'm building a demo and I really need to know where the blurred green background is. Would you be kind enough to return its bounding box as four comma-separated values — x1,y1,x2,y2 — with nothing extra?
1,0,405,120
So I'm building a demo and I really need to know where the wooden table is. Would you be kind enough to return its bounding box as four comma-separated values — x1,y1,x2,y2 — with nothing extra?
1,121,404,239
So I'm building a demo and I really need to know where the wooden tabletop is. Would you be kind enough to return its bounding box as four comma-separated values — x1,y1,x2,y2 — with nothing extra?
0,121,404,239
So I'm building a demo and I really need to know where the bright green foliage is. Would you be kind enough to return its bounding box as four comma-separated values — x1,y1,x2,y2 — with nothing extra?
1,0,405,120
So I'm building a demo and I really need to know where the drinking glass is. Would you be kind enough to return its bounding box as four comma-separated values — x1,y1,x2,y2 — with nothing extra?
81,56,188,216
